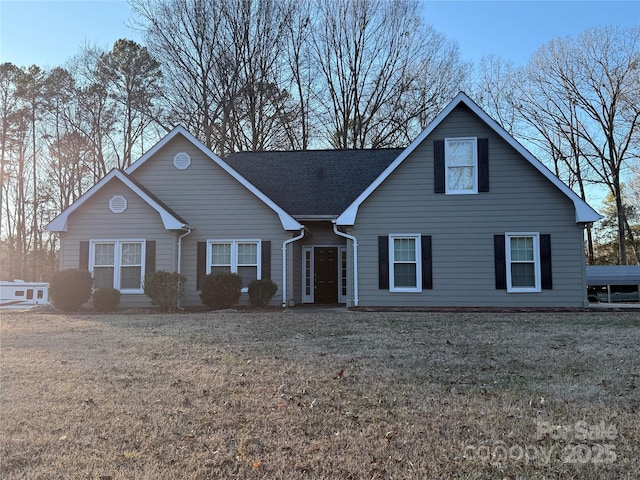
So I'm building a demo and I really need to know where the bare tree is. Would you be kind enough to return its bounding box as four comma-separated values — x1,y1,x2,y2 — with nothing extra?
96,39,162,168
522,26,640,264
309,0,468,149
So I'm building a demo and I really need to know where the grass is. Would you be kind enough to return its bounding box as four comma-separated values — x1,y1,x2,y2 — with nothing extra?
1,309,639,479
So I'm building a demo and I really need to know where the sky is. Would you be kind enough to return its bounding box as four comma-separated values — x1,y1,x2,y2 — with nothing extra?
1,0,638,69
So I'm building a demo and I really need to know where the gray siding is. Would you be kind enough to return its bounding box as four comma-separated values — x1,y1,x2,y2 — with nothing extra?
130,136,291,306
60,178,176,308
351,105,588,307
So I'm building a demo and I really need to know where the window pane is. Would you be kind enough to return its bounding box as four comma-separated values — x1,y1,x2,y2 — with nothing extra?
211,266,231,275
394,263,417,288
237,266,258,288
447,166,474,191
94,267,114,289
511,263,535,287
510,237,534,261
394,238,416,262
94,243,114,266
237,243,257,265
211,243,231,265
121,266,142,289
121,243,142,266
448,140,474,166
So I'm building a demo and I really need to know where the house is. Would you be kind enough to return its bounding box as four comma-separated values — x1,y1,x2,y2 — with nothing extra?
47,92,601,308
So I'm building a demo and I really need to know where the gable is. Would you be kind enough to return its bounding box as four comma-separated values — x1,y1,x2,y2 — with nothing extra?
335,92,601,225
126,126,302,231
47,170,187,232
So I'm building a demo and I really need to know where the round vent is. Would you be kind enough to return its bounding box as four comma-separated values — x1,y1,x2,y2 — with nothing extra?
173,152,191,170
109,195,128,213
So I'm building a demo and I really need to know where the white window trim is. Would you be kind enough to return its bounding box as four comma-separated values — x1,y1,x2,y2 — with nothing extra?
505,232,541,293
206,239,261,292
445,137,478,195
302,246,314,303
389,234,422,293
89,239,146,294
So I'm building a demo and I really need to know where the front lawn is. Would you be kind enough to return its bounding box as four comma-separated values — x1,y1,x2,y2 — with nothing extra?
1,310,638,479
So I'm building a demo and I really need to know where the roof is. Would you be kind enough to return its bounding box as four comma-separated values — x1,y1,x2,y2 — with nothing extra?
225,149,402,218
46,169,188,232
335,92,602,226
126,126,302,231
586,265,640,285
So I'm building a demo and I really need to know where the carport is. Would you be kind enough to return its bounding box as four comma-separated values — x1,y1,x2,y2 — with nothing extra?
586,265,640,303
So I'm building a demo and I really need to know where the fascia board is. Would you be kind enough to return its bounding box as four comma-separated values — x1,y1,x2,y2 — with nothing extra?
126,126,302,231
336,92,602,225
46,170,186,232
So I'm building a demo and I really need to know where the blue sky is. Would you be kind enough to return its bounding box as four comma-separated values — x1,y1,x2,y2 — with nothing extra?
1,0,638,69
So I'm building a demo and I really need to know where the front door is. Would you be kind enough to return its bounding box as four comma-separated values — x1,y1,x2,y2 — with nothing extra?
314,247,338,304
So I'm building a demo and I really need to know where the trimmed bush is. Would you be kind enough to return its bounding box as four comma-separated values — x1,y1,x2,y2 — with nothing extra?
49,269,93,311
144,271,187,312
199,272,243,310
92,288,121,312
248,279,278,307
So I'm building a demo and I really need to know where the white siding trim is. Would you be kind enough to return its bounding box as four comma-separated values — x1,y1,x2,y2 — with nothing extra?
335,92,601,225
125,126,302,231
46,170,186,232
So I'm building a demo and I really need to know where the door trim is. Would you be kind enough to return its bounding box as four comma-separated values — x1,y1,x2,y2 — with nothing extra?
302,245,347,304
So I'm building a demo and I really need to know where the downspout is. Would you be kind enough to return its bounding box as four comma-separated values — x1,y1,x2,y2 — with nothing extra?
333,222,359,307
176,227,192,308
282,229,305,308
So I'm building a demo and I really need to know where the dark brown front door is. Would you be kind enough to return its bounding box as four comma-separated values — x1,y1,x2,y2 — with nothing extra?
314,247,338,304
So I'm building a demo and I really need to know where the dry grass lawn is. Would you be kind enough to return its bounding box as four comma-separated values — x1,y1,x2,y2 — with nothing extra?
1,308,639,479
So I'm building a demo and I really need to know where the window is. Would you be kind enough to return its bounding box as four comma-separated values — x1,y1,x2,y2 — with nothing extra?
90,240,145,293
445,138,477,194
208,240,260,290
506,233,540,292
389,234,422,292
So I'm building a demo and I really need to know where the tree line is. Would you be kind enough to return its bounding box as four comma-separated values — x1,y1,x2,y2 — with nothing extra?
1,0,638,281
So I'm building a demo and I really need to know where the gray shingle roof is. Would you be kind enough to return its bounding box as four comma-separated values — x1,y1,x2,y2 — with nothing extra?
224,149,403,217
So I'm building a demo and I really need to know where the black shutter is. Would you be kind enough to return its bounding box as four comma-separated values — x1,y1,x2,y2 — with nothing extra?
434,140,445,193
378,236,389,289
494,235,506,290
421,235,433,289
478,138,489,192
196,241,207,290
540,234,552,289
79,241,89,271
261,240,271,279
145,240,156,275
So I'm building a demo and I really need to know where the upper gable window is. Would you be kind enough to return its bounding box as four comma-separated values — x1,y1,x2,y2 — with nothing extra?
173,152,191,170
445,138,477,194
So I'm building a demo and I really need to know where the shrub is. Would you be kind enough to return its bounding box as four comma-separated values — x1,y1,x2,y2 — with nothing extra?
248,279,278,307
49,269,93,312
144,271,187,312
199,272,243,310
92,288,121,312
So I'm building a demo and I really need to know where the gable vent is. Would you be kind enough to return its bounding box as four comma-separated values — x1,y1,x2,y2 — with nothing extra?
173,152,191,170
109,195,128,213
